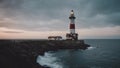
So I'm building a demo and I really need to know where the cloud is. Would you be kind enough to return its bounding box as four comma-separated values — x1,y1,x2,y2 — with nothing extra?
77,0,120,28
0,26,119,39
0,0,120,31
0,27,24,33
2,31,23,33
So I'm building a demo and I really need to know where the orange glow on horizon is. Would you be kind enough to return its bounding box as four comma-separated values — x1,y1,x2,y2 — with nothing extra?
0,26,120,39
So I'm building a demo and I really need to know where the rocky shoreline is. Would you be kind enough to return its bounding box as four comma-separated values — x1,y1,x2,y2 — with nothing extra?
0,40,90,68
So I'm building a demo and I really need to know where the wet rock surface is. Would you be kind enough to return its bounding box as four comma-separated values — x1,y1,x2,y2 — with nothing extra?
0,40,90,68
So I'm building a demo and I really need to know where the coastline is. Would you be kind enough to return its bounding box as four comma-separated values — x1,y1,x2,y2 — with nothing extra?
0,40,90,68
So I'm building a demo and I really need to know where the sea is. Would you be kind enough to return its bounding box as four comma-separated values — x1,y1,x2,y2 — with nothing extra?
37,39,120,68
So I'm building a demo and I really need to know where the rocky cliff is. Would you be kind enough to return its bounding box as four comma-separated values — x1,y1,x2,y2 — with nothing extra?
0,40,90,68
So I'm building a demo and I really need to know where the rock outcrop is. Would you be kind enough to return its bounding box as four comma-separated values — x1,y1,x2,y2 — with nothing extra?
0,40,90,68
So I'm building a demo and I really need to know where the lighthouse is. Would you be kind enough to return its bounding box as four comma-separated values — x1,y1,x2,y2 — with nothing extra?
66,10,78,40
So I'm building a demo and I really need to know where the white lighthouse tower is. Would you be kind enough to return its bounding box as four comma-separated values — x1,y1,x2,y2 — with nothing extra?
66,10,78,40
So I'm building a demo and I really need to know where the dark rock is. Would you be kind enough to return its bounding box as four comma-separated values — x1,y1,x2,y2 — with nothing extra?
0,40,90,68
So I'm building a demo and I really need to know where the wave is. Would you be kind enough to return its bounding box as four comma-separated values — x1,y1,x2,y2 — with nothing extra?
36,52,63,68
87,46,96,50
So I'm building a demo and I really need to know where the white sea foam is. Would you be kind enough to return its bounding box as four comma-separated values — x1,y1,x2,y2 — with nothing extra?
87,47,96,50
37,52,63,68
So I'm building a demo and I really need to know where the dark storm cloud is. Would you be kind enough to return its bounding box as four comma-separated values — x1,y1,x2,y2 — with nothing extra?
0,0,120,31
90,0,120,15
76,0,120,28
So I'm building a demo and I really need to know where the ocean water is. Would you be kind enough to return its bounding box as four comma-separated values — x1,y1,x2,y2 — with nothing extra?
37,39,120,68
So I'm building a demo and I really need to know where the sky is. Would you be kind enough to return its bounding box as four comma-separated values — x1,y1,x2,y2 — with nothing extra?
0,0,120,39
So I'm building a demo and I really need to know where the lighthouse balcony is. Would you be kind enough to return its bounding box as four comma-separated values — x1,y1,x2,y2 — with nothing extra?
69,16,76,19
